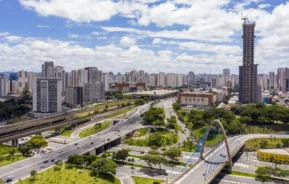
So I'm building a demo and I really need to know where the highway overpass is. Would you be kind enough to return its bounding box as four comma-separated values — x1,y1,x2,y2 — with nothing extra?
0,106,134,145
0,104,150,183
174,134,289,184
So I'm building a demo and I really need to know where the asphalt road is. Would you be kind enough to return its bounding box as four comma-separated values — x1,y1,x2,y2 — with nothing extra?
0,103,151,183
174,134,289,184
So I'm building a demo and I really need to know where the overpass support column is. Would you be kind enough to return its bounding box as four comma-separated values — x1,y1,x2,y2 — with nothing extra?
12,139,19,147
55,128,61,134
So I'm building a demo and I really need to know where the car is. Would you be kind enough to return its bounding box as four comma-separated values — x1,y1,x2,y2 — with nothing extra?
43,160,49,164
223,155,226,158
87,136,91,139
6,176,13,182
130,166,135,169
40,164,45,168
203,173,206,176
91,142,94,144
51,159,55,162
58,150,63,153
107,139,110,141
220,154,223,157
117,130,120,132
74,143,78,146
140,151,144,154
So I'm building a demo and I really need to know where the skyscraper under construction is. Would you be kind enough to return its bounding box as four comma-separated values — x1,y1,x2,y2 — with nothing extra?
239,20,261,103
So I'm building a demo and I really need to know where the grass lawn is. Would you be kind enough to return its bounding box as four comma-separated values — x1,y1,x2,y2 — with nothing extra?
231,170,256,178
17,164,120,184
7,118,31,124
0,144,16,155
135,128,148,137
132,176,164,184
105,106,135,118
245,138,284,150
94,100,134,110
125,129,179,147
0,155,26,167
79,121,112,138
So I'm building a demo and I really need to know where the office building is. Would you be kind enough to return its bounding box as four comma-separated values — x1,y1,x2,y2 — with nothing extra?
239,21,260,103
71,70,78,86
33,78,62,113
177,92,216,107
77,68,88,86
65,86,83,107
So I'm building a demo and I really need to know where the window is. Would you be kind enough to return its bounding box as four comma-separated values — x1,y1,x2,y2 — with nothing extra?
185,98,188,101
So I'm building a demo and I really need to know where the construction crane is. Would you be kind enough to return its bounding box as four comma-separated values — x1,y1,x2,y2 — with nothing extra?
241,9,253,24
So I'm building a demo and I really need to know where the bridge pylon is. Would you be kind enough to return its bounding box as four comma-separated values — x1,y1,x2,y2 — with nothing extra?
200,119,232,172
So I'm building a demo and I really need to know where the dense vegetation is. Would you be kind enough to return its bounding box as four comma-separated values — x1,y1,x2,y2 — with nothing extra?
245,138,289,151
255,166,289,183
142,107,165,126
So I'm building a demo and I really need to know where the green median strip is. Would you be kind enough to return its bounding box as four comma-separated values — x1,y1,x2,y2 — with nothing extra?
79,121,112,138
132,176,164,184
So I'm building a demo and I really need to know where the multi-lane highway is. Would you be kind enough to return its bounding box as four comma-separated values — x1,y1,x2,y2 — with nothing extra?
0,103,150,183
174,134,289,184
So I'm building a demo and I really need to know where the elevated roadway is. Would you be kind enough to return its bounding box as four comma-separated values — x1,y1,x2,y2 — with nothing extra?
174,134,289,184
0,104,150,183
0,106,134,144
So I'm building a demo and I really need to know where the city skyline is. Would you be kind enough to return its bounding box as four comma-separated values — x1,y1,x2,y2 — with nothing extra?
0,1,289,74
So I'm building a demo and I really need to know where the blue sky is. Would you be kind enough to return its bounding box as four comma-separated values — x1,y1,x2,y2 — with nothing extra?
0,0,289,74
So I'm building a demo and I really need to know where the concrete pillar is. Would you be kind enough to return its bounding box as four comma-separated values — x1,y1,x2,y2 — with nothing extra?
12,139,19,147
55,128,61,134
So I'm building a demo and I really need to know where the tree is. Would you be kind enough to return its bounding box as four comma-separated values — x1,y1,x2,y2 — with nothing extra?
18,144,33,156
148,150,160,155
152,120,165,128
255,167,269,184
282,139,289,147
30,169,37,178
28,135,48,154
164,147,182,162
259,140,269,149
112,149,129,163
91,158,117,175
105,104,108,109
135,99,145,106
153,182,160,184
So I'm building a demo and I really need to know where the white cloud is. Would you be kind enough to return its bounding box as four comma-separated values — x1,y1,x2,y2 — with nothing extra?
36,25,50,28
120,36,136,46
258,4,270,9
91,31,100,35
68,33,79,38
0,32,9,36
5,36,23,42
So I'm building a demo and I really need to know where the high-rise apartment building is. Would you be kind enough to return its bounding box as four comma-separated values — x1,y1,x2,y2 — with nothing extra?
33,78,62,113
71,70,78,86
149,74,157,87
28,72,36,91
239,21,260,103
176,74,184,87
55,66,66,93
258,75,268,91
83,67,104,103
103,73,109,91
277,68,289,93
0,77,8,97
17,70,28,92
77,69,88,86
158,72,166,87
166,73,177,88
187,71,195,84
223,69,230,77
41,62,55,78
269,72,275,89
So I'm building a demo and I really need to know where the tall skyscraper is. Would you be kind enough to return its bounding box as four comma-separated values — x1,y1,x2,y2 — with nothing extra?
83,67,104,103
55,66,66,94
166,73,177,88
239,21,260,103
223,69,230,77
187,71,195,84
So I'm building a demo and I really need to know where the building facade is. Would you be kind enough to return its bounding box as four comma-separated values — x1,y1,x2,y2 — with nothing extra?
177,92,216,107
0,77,8,97
257,149,289,164
65,86,83,107
33,78,62,113
239,22,260,103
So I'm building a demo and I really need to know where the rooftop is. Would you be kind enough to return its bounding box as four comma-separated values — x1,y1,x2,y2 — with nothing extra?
259,149,289,155
128,90,178,96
